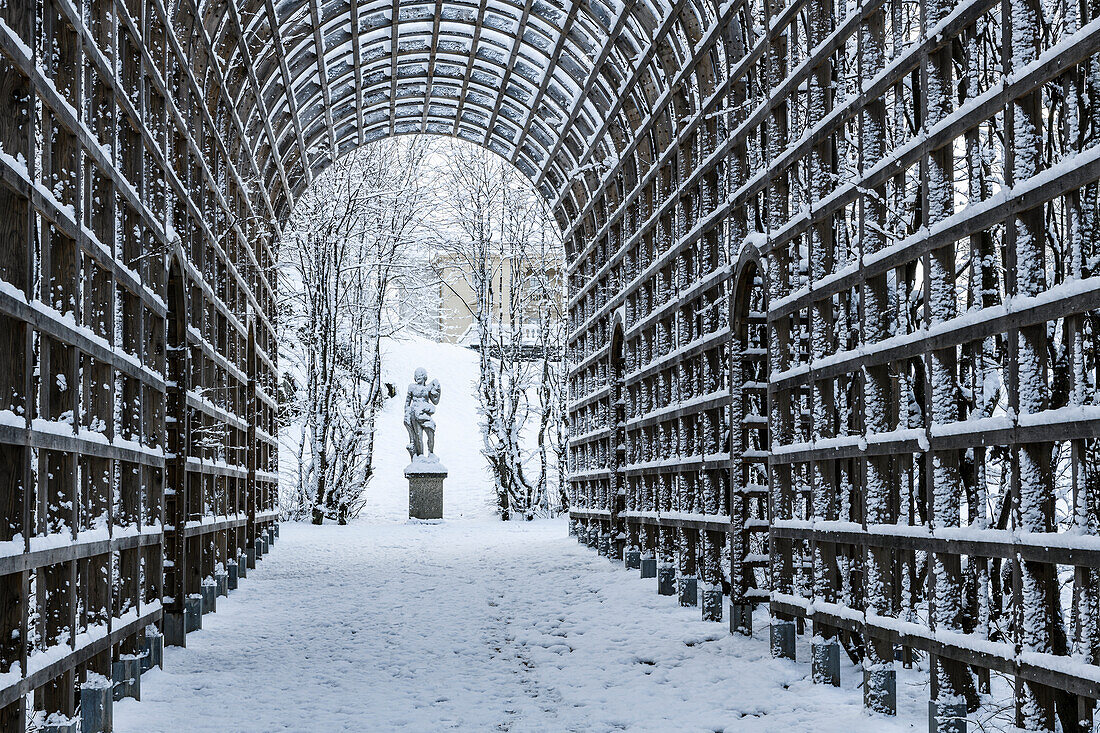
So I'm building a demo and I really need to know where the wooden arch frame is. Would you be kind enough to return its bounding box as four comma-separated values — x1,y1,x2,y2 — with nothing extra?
727,238,768,631
177,0,724,239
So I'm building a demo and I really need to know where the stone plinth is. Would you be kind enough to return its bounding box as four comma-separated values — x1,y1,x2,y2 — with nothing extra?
142,626,164,671
184,594,202,632
406,455,447,520
112,656,141,701
80,674,112,732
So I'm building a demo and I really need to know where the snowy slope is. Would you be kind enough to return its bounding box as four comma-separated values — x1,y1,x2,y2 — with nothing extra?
365,336,496,521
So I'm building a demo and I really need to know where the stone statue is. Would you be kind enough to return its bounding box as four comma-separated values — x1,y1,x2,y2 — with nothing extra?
404,367,441,461
404,368,446,520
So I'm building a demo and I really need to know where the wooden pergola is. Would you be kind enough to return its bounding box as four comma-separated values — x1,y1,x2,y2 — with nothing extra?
0,0,1099,729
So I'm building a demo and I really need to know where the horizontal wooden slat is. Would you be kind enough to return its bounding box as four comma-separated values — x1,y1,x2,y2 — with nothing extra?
0,530,162,576
0,605,162,709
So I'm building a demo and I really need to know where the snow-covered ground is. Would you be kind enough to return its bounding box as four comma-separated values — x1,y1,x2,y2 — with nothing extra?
115,517,922,732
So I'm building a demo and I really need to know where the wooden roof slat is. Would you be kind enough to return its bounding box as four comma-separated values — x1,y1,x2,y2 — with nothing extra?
482,0,535,148
533,0,638,191
509,3,579,168
307,0,340,157
389,0,401,134
216,0,296,212
421,0,445,132
451,0,490,136
264,0,313,183
351,0,367,144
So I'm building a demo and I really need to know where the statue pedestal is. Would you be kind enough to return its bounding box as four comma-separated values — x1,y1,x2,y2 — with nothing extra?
406,455,447,520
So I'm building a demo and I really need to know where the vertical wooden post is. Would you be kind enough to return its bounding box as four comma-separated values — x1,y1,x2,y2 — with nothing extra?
165,259,189,645
247,323,257,553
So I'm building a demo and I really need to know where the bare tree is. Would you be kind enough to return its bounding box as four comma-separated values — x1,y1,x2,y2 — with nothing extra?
521,205,567,517
428,140,565,519
278,137,433,523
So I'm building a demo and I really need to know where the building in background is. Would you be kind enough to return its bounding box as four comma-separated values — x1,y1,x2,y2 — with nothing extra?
396,248,563,357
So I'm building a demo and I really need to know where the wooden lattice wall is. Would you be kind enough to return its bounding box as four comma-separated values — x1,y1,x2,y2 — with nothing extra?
564,0,1100,728
0,0,278,729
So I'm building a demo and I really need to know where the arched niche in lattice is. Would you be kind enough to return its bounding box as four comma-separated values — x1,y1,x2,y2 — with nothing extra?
728,240,769,634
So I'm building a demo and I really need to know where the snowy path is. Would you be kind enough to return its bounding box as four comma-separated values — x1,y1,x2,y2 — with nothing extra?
116,519,918,732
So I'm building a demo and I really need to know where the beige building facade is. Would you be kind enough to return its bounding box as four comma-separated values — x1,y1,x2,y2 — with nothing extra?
428,251,563,348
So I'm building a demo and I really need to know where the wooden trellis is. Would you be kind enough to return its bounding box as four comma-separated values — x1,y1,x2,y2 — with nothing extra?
1,0,1098,727
563,0,1100,728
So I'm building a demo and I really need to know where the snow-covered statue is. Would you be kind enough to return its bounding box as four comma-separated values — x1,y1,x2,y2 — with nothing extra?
404,367,442,461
